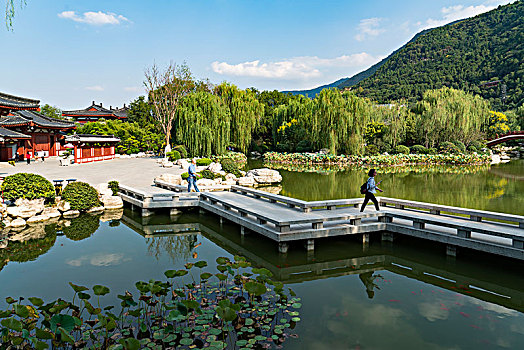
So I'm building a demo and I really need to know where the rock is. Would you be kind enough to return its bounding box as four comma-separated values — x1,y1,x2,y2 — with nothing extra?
13,198,45,217
223,179,237,186
42,207,61,219
225,173,237,181
177,159,190,169
246,168,282,184
0,203,6,213
214,178,223,184
196,179,216,187
27,214,50,224
239,170,246,176
237,176,256,187
6,206,20,217
207,162,222,173
57,200,71,212
63,210,80,218
155,173,182,185
95,183,113,197
162,161,174,168
10,218,26,228
8,224,46,242
87,206,105,214
101,195,124,210
181,180,188,186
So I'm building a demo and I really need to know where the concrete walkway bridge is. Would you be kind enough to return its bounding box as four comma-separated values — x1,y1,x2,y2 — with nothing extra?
486,131,524,147
117,183,524,261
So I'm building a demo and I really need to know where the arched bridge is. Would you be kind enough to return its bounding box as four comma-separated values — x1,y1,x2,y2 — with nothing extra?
487,131,524,147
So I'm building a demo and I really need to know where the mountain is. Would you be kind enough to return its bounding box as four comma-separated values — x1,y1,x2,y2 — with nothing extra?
355,1,523,110
286,1,523,111
284,28,434,97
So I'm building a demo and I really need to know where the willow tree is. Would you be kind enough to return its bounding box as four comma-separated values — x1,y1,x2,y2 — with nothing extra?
174,91,230,157
144,62,195,148
413,87,489,148
311,89,371,155
5,0,25,30
214,83,264,153
272,97,314,147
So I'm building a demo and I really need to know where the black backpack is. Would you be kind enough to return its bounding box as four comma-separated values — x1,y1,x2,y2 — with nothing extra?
360,182,368,194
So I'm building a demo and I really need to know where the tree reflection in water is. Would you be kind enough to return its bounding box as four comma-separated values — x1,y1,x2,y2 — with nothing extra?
145,234,198,264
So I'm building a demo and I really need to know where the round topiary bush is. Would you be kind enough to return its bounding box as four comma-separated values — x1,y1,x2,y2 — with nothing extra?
174,145,188,159
220,159,241,177
364,144,380,156
1,173,55,203
452,141,466,153
439,141,460,154
196,158,212,166
410,145,429,154
167,150,181,162
61,182,100,211
394,145,410,154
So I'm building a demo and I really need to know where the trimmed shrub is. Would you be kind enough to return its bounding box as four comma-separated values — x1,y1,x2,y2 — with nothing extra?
200,169,217,179
428,147,437,154
62,182,100,211
470,140,486,150
181,172,202,180
1,173,55,203
394,145,410,154
220,159,242,178
439,141,460,154
453,141,466,153
196,158,212,166
173,145,188,159
108,181,119,196
364,144,380,156
275,143,290,153
166,150,181,162
410,144,429,154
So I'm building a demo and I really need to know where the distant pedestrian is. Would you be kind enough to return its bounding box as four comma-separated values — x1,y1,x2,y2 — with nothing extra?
25,151,31,165
187,158,200,192
40,151,45,162
360,169,383,212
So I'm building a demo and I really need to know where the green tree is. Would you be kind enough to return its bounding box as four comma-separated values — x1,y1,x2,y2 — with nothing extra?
127,96,153,126
39,104,64,120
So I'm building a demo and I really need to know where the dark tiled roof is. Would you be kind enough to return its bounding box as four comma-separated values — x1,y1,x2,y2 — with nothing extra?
0,127,30,139
0,92,40,109
63,102,128,119
0,111,76,128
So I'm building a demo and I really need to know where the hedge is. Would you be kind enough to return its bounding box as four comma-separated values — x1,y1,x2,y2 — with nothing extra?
196,158,212,166
62,182,100,211
1,173,55,203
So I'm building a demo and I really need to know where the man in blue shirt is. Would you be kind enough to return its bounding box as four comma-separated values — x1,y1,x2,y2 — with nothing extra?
188,158,200,192
360,169,383,212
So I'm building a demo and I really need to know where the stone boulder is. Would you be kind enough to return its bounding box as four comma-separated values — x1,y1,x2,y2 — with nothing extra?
225,173,238,181
237,176,256,187
101,195,124,210
94,183,113,197
207,162,222,173
246,168,282,184
27,214,50,224
177,159,190,169
100,209,123,222
63,210,80,218
0,203,7,214
213,178,223,185
155,173,182,185
57,200,71,212
10,218,26,228
196,179,216,187
12,198,45,218
6,206,20,218
42,207,61,219
223,178,237,186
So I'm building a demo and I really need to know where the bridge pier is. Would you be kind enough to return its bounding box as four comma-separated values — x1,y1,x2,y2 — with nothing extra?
142,208,153,217
170,208,181,216
446,245,457,257
362,233,370,244
304,239,315,251
381,232,394,241
219,217,224,225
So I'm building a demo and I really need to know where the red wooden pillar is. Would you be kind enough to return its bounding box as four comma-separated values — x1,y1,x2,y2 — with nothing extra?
74,145,78,163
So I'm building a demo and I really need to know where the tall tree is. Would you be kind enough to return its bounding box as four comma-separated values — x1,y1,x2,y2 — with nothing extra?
39,104,63,120
127,96,154,127
144,62,195,148
214,83,264,153
4,0,26,30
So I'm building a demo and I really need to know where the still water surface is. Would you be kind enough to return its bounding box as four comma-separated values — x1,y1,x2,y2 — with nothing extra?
1,160,523,349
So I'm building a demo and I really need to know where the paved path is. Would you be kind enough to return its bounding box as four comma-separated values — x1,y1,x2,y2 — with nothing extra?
0,157,185,191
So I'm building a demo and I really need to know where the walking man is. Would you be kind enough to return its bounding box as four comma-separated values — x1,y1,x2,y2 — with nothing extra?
360,169,383,212
188,158,200,192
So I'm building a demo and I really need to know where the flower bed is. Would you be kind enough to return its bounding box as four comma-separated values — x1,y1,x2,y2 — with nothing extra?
212,151,247,165
264,151,491,166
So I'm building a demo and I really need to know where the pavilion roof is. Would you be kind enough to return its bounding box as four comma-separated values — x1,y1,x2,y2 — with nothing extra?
0,126,31,140
0,92,40,110
0,111,76,129
63,102,127,119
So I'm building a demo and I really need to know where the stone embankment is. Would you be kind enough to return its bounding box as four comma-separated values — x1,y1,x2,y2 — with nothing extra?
1,183,123,233
154,162,282,191
490,145,524,164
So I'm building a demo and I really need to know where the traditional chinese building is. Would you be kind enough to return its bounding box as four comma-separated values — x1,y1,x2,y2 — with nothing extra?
62,101,129,123
64,134,120,164
0,92,76,161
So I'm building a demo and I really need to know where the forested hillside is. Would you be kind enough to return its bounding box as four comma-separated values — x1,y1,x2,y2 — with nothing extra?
355,1,523,110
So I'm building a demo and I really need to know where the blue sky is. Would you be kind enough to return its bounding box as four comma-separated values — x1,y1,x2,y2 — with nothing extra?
0,0,514,109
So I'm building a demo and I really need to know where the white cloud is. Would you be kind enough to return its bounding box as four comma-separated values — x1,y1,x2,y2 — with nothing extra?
124,86,142,92
58,11,130,26
355,18,385,41
85,85,104,91
211,53,380,80
422,1,513,29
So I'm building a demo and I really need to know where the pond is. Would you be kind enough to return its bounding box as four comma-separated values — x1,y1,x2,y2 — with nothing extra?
1,160,523,349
